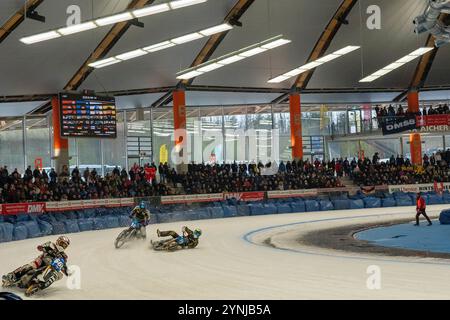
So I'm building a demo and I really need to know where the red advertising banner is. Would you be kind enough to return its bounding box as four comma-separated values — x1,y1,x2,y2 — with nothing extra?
2,202,46,215
223,192,265,202
416,114,450,127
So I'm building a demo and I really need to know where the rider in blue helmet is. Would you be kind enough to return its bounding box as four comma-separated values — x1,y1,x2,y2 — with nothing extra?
156,226,201,249
129,201,150,239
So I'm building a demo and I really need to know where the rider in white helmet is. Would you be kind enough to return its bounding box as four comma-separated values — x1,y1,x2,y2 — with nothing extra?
3,236,70,285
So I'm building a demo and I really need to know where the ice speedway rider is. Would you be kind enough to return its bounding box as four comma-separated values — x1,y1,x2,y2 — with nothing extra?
2,236,70,286
156,226,202,249
130,201,150,239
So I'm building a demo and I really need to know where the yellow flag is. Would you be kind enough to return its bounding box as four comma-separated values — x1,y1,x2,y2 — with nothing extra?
320,105,329,129
159,144,168,164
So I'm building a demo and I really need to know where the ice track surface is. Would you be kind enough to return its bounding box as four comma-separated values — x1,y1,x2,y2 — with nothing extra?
1,205,450,299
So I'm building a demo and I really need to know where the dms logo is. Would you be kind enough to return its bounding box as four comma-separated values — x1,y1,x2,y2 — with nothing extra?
27,204,44,213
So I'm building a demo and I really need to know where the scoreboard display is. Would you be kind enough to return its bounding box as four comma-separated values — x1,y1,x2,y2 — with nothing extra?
59,93,117,138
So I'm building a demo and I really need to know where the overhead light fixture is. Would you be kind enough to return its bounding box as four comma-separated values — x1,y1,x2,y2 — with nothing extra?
58,22,97,35
20,0,208,44
88,57,121,68
171,32,203,44
176,35,291,80
199,23,233,36
268,45,360,83
116,49,148,61
359,47,434,83
132,3,171,17
20,31,61,44
88,23,233,69
169,0,207,9
95,12,134,26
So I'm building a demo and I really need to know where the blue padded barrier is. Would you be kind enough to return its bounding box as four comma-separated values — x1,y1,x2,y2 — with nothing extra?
316,195,330,201
305,200,320,212
196,209,211,220
168,212,186,222
443,193,450,204
64,220,80,233
49,221,66,235
263,203,278,215
223,206,237,218
236,204,250,216
439,209,450,224
92,217,107,230
290,201,305,213
118,216,131,227
184,211,200,221
64,211,77,220
319,200,334,211
149,214,158,224
78,219,94,232
54,213,68,222
208,207,224,219
277,203,292,214
0,223,14,242
17,221,41,238
350,199,365,209
395,197,413,206
332,199,350,210
382,198,397,207
427,194,444,205
105,216,120,229
156,213,171,223
363,197,381,208
250,204,265,216
13,225,28,241
37,219,53,236
84,209,96,218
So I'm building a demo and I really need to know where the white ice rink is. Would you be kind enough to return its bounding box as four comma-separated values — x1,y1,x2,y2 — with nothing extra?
1,205,450,299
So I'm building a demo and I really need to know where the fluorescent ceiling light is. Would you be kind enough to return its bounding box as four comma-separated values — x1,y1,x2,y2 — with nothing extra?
90,23,231,69
268,75,290,83
88,57,120,68
20,1,208,44
176,35,291,80
143,41,176,52
171,32,203,44
169,0,207,9
199,23,232,36
359,47,434,83
267,45,361,83
260,39,292,49
58,22,97,35
20,31,61,44
132,3,170,17
95,12,134,26
116,49,148,61
176,70,204,79
238,47,267,57
316,54,340,63
217,55,245,65
197,63,224,72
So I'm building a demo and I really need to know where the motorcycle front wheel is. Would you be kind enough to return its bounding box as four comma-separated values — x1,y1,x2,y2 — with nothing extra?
115,228,135,249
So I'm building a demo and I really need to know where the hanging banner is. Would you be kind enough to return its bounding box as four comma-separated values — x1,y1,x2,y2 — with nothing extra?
223,192,265,202
381,114,417,135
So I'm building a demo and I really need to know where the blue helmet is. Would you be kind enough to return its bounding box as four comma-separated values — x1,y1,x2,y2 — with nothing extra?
139,201,145,209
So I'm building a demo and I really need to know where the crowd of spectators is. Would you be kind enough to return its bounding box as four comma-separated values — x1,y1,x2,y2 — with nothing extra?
0,163,172,204
2,149,450,203
374,103,450,120
177,159,344,194
351,150,450,186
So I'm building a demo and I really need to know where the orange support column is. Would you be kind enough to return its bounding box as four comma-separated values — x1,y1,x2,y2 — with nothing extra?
289,93,303,160
172,90,187,171
408,91,422,165
51,96,69,173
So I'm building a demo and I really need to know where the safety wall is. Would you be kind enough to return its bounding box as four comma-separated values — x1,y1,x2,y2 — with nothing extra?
1,185,450,243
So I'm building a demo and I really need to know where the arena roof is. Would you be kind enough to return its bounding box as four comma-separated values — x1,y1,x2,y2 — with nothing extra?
0,0,449,112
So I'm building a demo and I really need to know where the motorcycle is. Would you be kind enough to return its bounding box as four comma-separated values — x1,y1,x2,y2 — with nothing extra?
151,235,192,252
114,220,146,249
2,257,67,297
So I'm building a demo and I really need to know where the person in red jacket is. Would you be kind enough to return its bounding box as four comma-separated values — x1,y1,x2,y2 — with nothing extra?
415,193,432,226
